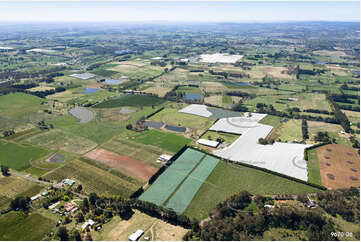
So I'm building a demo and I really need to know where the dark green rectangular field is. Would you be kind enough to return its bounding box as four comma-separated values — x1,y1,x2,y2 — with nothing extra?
128,129,191,153
0,212,54,241
0,140,48,170
93,94,165,108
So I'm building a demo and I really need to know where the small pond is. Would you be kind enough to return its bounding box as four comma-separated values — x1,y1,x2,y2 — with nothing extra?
105,79,121,85
165,125,186,133
224,81,249,86
85,88,100,94
185,93,201,100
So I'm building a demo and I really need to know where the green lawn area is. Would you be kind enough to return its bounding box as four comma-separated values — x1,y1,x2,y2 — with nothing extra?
128,129,191,153
93,94,165,108
184,161,322,220
200,131,239,144
26,129,97,155
307,149,322,185
278,119,303,142
0,92,43,119
0,211,54,241
48,114,122,144
258,115,282,127
222,95,232,105
0,140,48,170
176,86,203,96
150,108,213,131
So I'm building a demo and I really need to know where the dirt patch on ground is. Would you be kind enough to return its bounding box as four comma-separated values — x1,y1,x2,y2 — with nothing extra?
153,220,189,241
84,148,158,181
97,108,131,123
87,83,103,88
317,144,360,189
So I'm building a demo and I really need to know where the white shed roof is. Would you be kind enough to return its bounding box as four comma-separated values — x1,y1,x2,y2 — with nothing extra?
128,229,144,241
30,194,41,201
197,139,220,148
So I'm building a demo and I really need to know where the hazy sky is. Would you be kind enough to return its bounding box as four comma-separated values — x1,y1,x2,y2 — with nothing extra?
0,1,359,22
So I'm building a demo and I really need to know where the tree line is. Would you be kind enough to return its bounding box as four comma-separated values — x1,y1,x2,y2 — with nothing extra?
184,190,340,241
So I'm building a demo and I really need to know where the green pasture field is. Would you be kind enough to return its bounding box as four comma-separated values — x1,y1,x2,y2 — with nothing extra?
0,93,43,119
22,150,78,177
306,149,322,185
25,129,97,155
43,159,141,197
102,136,164,168
65,89,118,106
222,95,232,105
263,228,308,241
165,155,219,214
127,129,191,153
294,93,331,111
150,108,213,131
0,175,44,210
307,121,352,147
0,93,46,130
278,119,303,142
139,148,205,206
258,115,282,127
200,131,239,144
0,212,54,241
244,95,293,112
0,140,48,170
91,64,119,77
107,61,164,80
52,75,97,87
93,94,165,108
184,161,322,220
48,106,158,144
176,86,203,96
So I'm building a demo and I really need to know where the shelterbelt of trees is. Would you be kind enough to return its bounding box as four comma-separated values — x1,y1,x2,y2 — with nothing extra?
184,187,360,241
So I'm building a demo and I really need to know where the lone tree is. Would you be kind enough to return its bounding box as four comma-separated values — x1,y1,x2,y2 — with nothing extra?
57,226,69,241
10,196,28,211
1,165,9,176
72,230,82,241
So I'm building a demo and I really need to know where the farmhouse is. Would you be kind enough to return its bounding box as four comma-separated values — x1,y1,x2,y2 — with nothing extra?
48,201,60,210
65,203,75,212
128,229,144,241
30,194,42,201
197,139,220,148
157,154,172,163
81,219,95,230
62,178,75,186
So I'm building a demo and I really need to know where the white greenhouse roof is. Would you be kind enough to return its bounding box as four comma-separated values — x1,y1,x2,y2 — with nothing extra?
179,104,213,118
214,124,311,181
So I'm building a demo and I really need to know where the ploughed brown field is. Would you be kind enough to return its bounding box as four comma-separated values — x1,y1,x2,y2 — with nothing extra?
84,148,158,181
317,144,360,189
